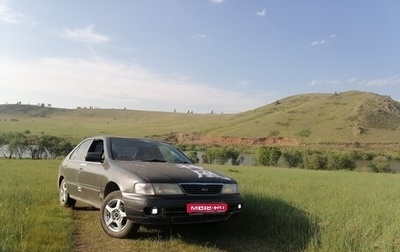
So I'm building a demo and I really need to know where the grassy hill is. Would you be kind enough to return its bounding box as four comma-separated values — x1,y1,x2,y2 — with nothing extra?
218,91,400,143
1,91,399,146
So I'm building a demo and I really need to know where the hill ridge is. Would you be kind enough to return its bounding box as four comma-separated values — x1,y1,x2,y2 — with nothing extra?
1,91,399,145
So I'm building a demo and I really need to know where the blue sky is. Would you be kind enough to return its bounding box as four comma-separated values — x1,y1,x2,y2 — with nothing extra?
1,0,399,113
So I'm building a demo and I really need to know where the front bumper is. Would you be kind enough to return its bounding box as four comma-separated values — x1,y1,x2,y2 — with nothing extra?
122,192,243,225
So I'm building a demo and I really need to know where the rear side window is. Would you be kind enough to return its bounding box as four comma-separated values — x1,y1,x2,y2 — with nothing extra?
69,139,93,161
88,139,104,153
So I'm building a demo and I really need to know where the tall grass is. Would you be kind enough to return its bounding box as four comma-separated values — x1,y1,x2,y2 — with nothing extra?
212,165,400,251
0,159,73,252
2,160,400,251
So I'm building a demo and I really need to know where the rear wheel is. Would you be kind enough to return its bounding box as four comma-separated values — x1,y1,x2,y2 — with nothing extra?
59,178,76,208
100,191,140,238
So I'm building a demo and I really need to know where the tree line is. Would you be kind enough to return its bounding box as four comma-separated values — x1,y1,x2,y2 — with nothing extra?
186,147,244,166
255,146,395,173
1,132,396,173
185,145,396,173
0,132,74,159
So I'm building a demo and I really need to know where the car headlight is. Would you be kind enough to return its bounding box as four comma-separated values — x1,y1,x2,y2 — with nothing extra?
134,183,155,195
221,183,239,194
134,183,184,195
153,184,184,195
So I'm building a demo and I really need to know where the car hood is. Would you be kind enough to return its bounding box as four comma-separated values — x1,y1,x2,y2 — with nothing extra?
114,161,235,183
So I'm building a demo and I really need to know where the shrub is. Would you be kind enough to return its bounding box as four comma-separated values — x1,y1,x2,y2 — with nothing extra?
201,147,243,165
326,153,356,170
302,152,327,170
186,151,199,164
256,146,282,166
326,154,340,170
0,132,28,159
337,153,356,170
297,129,312,138
282,150,303,168
0,132,74,159
370,155,392,173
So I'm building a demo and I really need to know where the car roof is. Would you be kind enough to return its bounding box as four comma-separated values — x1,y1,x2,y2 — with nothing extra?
86,135,168,144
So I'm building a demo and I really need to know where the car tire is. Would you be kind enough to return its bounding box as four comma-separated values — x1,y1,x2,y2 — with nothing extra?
59,178,76,208
100,191,140,238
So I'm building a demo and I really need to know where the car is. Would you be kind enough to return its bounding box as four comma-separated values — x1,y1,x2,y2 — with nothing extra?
58,136,243,238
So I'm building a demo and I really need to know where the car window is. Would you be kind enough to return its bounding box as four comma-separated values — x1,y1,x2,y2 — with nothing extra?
69,139,93,161
88,139,104,153
157,145,186,163
132,144,162,161
110,138,191,163
110,139,138,160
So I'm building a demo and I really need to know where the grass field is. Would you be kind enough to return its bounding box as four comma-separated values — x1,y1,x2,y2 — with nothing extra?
0,159,73,252
2,160,400,251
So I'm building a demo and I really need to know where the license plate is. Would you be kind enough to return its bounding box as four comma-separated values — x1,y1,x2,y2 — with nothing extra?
186,203,228,213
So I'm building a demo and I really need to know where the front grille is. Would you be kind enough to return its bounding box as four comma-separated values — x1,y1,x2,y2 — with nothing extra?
179,183,222,195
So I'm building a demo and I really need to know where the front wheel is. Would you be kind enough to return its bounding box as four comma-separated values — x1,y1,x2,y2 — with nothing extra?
100,191,140,238
59,178,76,208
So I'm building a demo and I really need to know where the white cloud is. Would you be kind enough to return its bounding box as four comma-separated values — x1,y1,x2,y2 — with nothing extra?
0,0,33,24
58,24,111,44
309,79,322,86
347,77,357,84
310,79,341,86
365,76,400,87
191,34,206,40
311,34,336,47
348,76,400,87
210,0,225,4
310,39,327,46
0,57,265,113
256,8,267,17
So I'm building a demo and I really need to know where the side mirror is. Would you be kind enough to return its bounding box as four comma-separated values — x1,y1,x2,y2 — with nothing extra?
85,152,104,162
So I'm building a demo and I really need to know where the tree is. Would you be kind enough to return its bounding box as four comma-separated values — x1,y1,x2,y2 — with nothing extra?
38,135,73,158
302,152,327,170
186,151,199,164
256,146,282,166
282,150,303,167
0,132,28,159
201,147,243,165
0,132,74,159
26,135,44,159
337,154,356,170
370,155,391,173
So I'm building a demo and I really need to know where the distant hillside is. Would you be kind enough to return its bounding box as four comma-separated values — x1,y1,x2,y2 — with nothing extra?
210,91,400,144
0,91,399,146
0,104,68,117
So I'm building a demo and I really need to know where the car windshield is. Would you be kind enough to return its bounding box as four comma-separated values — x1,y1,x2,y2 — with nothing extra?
109,138,192,163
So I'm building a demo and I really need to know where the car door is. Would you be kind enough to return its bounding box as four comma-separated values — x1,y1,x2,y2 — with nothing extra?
63,139,94,199
77,139,105,207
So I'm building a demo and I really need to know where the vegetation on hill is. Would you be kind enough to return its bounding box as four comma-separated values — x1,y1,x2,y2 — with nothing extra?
0,91,399,146
220,91,400,143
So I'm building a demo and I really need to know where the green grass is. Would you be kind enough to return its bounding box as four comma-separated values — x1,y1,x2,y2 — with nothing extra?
0,105,226,141
2,160,400,251
215,165,400,251
0,159,73,252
